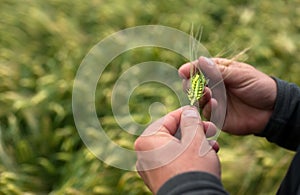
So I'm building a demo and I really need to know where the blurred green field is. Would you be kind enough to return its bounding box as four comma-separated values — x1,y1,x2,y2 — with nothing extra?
0,0,300,194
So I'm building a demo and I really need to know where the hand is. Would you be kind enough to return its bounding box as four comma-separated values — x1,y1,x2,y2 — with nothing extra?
178,57,277,135
134,106,220,194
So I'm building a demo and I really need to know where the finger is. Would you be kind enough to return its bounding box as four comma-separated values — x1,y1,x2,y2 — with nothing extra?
202,103,211,120
202,121,217,138
198,87,212,108
202,98,218,120
196,57,218,77
208,140,220,153
178,61,195,79
178,57,215,79
142,107,183,136
180,107,204,144
159,109,182,135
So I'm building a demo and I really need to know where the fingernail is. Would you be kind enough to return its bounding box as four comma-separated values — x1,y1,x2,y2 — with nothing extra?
183,108,199,118
204,57,214,66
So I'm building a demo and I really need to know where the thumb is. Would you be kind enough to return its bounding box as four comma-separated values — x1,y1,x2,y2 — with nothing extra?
197,57,226,88
180,107,205,144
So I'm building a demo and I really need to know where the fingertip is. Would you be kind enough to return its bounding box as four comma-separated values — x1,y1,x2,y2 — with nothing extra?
205,87,212,97
202,121,217,138
178,69,187,79
198,56,215,67
178,62,191,79
211,98,218,108
180,106,204,142
208,140,220,153
181,106,200,119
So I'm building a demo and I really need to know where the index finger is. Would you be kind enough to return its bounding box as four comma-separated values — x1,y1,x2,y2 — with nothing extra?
179,56,223,98
178,60,197,80
178,57,216,79
141,107,184,137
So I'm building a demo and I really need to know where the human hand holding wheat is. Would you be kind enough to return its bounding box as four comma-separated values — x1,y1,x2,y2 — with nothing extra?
179,57,277,135
135,106,220,194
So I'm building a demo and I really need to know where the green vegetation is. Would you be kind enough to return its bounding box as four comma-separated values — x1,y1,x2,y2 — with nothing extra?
0,0,299,194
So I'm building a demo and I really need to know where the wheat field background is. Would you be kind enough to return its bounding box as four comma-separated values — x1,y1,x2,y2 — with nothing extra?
0,0,300,194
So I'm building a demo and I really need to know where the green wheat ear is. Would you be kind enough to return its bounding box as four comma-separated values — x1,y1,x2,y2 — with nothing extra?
187,24,207,106
188,71,207,106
